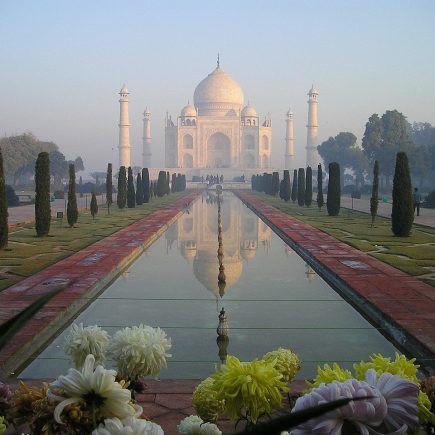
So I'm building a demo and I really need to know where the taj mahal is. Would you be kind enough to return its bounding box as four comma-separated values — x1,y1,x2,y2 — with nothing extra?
117,58,320,173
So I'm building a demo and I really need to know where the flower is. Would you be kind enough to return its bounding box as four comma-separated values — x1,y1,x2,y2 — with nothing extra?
0,416,6,434
47,354,141,424
92,416,163,434
192,377,225,423
292,378,388,434
211,355,288,423
306,362,352,390
64,323,109,368
364,369,419,433
108,325,172,379
177,415,222,435
263,348,301,382
0,381,12,415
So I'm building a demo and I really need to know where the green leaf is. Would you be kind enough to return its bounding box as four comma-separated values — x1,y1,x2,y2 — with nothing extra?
0,286,65,351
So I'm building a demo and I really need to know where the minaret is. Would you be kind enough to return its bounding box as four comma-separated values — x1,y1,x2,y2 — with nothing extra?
118,85,131,168
285,109,295,169
306,85,319,168
142,107,152,168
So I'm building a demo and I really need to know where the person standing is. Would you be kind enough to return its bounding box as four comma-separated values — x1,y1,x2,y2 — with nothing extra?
413,187,422,216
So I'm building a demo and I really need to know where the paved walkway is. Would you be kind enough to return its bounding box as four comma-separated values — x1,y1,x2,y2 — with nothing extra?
235,191,435,373
341,195,435,228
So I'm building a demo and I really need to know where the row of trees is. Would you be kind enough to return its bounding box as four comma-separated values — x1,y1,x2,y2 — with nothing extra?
317,111,435,191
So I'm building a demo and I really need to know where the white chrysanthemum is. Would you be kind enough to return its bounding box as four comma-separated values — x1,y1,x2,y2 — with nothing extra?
177,415,221,435
64,323,109,368
48,354,142,424
92,416,163,435
108,324,172,379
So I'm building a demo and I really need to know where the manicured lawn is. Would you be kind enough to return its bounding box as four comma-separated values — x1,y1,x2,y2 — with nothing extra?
250,192,435,287
0,193,188,291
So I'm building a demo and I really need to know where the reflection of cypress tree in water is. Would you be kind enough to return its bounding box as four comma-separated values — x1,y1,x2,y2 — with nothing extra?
217,308,229,364
217,192,226,296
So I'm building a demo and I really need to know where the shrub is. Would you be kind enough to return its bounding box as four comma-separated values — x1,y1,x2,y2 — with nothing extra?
305,166,313,207
0,148,7,249
53,190,64,199
117,166,127,209
327,162,341,216
297,168,305,206
392,152,413,237
67,163,78,227
35,152,51,236
6,185,19,207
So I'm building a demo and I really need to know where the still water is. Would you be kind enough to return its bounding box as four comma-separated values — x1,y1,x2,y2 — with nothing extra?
21,191,397,379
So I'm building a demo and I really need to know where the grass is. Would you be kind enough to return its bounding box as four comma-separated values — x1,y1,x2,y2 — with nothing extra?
249,192,435,287
0,193,189,291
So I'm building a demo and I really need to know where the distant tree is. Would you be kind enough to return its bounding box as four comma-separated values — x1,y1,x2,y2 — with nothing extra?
149,181,154,200
157,171,166,197
35,152,51,236
127,167,135,208
132,166,142,176
153,179,158,198
142,168,150,203
181,174,186,191
297,168,305,206
279,179,285,200
317,164,324,210
171,173,177,193
6,185,19,207
74,156,85,172
291,169,297,203
136,172,143,205
370,160,379,227
49,150,69,191
90,191,98,219
305,166,313,207
106,163,113,214
90,171,106,185
362,110,414,188
391,153,413,236
283,170,291,202
272,172,280,196
117,166,127,209
0,148,8,249
327,162,341,216
67,163,78,227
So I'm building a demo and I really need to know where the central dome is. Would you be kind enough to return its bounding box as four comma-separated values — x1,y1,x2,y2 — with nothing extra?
193,66,244,116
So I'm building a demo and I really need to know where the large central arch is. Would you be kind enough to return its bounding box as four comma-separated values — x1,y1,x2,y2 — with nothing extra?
207,132,231,168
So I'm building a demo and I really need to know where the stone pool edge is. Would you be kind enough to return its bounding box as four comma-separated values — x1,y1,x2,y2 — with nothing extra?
233,190,435,375
0,192,201,378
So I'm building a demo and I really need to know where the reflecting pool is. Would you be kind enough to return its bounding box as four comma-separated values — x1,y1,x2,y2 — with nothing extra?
21,191,398,379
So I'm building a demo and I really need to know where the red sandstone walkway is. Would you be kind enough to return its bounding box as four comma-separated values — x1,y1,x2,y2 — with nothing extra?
234,191,435,372
0,193,199,377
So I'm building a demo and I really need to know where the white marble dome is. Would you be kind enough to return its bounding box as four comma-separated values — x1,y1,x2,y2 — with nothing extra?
181,104,197,117
193,67,244,116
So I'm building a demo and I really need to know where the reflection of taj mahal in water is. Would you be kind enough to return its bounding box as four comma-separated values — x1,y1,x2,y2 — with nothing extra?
165,192,271,297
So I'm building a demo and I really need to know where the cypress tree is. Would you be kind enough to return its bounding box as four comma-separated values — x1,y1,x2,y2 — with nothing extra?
283,170,291,202
157,171,166,197
90,191,98,219
127,167,135,208
305,166,313,207
117,166,127,209
172,173,177,193
181,174,186,191
327,162,341,216
136,172,143,205
35,152,51,236
370,160,379,227
153,179,158,197
317,164,324,210
297,168,305,206
0,148,8,248
291,169,298,203
279,179,285,200
67,163,78,227
166,171,171,194
149,181,154,199
142,168,150,203
272,172,280,196
106,163,113,215
391,152,413,236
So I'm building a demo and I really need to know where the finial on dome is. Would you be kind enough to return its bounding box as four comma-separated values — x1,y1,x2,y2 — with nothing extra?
217,52,220,68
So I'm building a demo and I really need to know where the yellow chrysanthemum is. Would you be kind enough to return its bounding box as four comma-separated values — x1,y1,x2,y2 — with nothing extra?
0,416,6,434
263,348,301,383
211,355,287,423
192,377,225,423
306,362,352,390
353,353,419,382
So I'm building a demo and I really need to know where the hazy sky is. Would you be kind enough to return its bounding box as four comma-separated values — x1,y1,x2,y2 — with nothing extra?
1,0,434,174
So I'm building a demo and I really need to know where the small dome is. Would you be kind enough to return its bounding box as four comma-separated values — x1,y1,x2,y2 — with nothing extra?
308,85,318,95
119,85,129,94
144,107,151,116
181,104,197,117
286,108,293,117
194,66,244,116
242,103,257,117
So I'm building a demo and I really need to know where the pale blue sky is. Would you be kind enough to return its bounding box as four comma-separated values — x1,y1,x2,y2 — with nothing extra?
1,0,434,172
